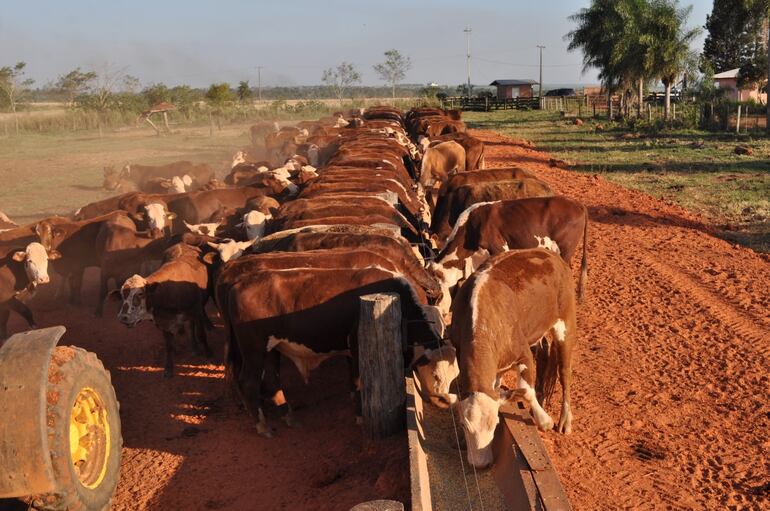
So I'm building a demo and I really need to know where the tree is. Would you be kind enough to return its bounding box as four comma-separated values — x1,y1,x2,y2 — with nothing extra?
0,62,34,134
142,83,171,106
205,83,235,106
321,62,361,106
702,0,767,74
646,0,700,120
742,0,770,133
236,80,252,102
373,49,412,99
55,68,96,107
88,64,131,136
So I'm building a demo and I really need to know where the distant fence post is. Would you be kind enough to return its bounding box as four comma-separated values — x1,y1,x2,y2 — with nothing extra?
358,293,405,439
736,105,742,134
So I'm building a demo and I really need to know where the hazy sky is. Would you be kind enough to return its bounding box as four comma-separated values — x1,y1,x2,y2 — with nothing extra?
1,0,714,89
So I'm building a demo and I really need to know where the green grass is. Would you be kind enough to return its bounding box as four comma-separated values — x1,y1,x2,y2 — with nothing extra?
464,110,770,252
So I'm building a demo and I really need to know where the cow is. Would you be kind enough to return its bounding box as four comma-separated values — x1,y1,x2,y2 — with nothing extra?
0,242,60,339
253,225,442,304
114,243,213,377
419,140,466,193
422,132,485,171
222,266,443,436
250,121,279,146
452,249,577,468
431,178,554,241
429,196,588,315
0,218,64,252
73,192,141,221
103,161,214,191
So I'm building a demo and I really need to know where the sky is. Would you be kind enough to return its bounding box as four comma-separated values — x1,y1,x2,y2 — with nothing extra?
0,0,715,89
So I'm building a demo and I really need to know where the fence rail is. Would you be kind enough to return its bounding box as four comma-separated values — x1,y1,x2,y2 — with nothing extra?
441,96,540,111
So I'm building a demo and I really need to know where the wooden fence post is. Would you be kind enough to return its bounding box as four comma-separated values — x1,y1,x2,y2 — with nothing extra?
736,105,742,134
358,293,405,439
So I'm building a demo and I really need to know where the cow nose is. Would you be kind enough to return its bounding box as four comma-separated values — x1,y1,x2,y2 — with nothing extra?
38,275,50,284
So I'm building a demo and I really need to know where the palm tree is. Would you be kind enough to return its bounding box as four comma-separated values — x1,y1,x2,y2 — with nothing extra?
646,0,701,120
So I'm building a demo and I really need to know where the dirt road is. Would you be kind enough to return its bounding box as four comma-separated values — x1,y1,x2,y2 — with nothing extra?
477,130,769,510
4,129,768,510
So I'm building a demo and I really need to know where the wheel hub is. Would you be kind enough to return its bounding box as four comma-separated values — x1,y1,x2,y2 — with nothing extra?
69,387,110,489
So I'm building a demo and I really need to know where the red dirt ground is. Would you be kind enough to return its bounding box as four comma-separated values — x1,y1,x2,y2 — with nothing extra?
4,128,769,510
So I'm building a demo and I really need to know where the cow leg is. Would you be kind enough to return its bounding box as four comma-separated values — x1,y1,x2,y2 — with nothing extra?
68,268,84,305
533,337,550,404
262,351,297,428
162,329,175,378
8,297,36,329
193,312,212,357
95,271,110,317
553,318,575,434
0,307,9,339
236,336,271,437
517,351,554,432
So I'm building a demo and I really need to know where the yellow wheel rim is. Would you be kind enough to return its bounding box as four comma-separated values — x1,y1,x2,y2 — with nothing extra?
69,387,110,490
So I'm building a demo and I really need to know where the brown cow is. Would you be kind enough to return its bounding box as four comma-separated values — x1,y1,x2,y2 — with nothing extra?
432,178,554,241
114,243,212,377
103,161,213,191
425,132,485,170
419,140,466,189
453,249,577,467
429,197,588,315
222,266,443,435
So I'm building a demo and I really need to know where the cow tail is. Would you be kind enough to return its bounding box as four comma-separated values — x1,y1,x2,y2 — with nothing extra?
578,211,588,303
541,336,560,406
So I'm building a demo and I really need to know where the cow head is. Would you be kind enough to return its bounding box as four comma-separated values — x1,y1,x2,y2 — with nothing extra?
133,202,175,238
12,242,60,289
102,166,123,191
427,262,463,316
460,392,501,469
413,346,459,409
206,238,256,263
231,151,247,168
238,210,269,241
168,175,192,194
307,144,320,167
116,274,153,327
298,165,318,184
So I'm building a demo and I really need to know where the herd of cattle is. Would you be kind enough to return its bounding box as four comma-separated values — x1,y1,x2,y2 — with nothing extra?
0,106,588,469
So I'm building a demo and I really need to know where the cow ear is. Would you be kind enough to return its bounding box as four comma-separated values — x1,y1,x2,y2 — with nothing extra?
206,241,219,250
166,212,177,220
159,181,171,189
12,251,26,262
132,212,145,221
47,250,62,260
202,251,218,265
107,289,122,302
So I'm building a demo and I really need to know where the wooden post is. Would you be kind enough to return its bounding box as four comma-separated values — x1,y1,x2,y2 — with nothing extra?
350,501,404,511
162,111,170,132
357,293,405,439
648,103,652,122
736,105,742,134
208,111,213,137
673,102,676,120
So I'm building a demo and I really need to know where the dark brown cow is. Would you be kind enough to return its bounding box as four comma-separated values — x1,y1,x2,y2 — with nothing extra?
432,178,554,241
0,242,60,339
114,243,212,377
73,192,141,220
222,266,443,435
452,249,577,467
429,196,588,314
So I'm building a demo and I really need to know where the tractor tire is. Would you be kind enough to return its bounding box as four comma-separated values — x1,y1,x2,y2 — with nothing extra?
29,346,122,511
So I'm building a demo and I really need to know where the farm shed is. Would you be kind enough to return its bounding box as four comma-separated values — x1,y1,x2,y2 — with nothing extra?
713,68,768,103
490,79,538,100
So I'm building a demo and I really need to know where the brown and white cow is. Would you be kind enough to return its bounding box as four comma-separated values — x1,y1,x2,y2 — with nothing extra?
0,242,60,339
222,266,443,436
453,249,577,468
429,197,588,314
103,161,214,191
114,243,213,377
432,178,554,241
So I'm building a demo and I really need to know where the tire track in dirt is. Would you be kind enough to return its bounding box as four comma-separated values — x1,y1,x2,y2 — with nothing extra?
473,128,770,511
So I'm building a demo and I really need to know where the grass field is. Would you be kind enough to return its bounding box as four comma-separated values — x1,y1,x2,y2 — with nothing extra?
0,122,255,224
464,110,770,252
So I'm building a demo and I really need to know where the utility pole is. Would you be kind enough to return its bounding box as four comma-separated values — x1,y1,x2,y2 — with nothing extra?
537,45,545,99
256,66,263,101
464,26,472,99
